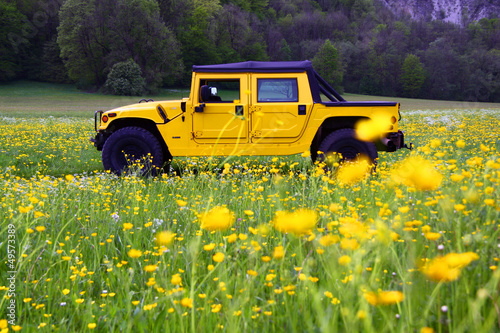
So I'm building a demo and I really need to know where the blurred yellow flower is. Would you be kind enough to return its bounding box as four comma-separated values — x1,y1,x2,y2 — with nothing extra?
144,265,157,272
212,252,225,263
336,157,372,185
123,222,133,230
273,245,284,259
127,249,142,258
181,297,193,308
338,255,352,266
35,226,46,232
88,323,97,329
391,156,442,191
272,209,318,236
319,234,340,246
203,243,216,251
364,290,404,306
199,206,235,231
155,231,175,247
355,111,392,141
171,274,182,285
421,252,479,282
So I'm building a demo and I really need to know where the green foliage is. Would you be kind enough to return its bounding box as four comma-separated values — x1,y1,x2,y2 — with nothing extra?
0,1,28,81
312,39,344,93
57,0,183,91
105,59,146,96
401,54,425,98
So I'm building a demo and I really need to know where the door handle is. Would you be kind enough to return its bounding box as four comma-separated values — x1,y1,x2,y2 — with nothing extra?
235,105,244,116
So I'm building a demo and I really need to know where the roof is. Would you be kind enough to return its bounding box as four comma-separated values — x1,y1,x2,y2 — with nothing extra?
192,60,313,73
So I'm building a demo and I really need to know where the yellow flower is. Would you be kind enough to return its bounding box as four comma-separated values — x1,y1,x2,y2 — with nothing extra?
212,252,225,263
155,231,175,247
319,234,340,246
75,298,84,304
364,290,404,306
455,139,465,148
199,206,235,231
247,270,258,276
211,304,222,313
227,233,237,243
180,297,193,308
0,320,6,329
355,111,392,141
203,243,216,251
123,222,133,230
176,200,187,207
336,157,372,185
12,325,22,331
421,327,435,333
338,255,352,266
35,226,46,232
421,252,479,282
272,209,318,236
171,274,182,285
62,289,70,295
391,156,442,191
424,232,441,241
127,249,142,258
144,265,158,272
272,246,284,260
88,323,97,329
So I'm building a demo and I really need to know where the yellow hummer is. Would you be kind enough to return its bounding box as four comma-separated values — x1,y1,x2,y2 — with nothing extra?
92,61,409,174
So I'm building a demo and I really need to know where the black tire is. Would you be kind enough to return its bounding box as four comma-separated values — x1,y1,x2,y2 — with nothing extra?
102,126,164,176
317,128,378,166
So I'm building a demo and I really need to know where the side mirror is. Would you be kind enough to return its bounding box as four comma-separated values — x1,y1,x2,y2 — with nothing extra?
200,85,210,102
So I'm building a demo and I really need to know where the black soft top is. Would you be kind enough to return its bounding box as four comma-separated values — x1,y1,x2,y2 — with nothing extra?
192,61,397,106
192,61,313,73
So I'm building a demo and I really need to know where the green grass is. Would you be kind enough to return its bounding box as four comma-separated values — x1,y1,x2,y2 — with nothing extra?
0,82,499,332
0,81,190,117
2,81,500,118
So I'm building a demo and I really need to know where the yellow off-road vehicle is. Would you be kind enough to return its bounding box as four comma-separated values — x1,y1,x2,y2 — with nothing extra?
92,61,409,175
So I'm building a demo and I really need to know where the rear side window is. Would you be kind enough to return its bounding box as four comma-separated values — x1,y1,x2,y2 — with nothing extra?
257,79,298,102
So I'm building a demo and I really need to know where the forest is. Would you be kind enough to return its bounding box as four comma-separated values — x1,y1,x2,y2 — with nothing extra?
1,0,500,102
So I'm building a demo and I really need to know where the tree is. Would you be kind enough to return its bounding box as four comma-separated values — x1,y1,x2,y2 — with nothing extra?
312,39,344,93
401,54,425,98
105,59,146,96
58,0,183,91
0,1,28,81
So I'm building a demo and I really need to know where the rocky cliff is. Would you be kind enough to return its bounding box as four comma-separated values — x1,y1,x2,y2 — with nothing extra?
378,0,500,25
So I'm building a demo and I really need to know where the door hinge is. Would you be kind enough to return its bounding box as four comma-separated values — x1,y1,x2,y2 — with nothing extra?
192,131,203,138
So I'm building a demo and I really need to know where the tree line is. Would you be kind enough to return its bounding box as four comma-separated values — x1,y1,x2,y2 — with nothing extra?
1,0,500,102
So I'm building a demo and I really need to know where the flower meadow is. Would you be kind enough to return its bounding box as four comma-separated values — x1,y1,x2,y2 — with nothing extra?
0,110,499,332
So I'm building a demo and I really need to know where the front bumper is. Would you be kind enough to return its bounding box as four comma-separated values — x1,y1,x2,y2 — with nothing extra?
382,131,412,152
90,131,106,151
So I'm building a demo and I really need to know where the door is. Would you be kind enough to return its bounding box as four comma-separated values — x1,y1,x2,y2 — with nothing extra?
250,73,312,143
192,75,249,144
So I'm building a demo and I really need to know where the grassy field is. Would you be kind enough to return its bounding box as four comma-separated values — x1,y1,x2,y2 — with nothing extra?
0,82,499,332
2,80,500,117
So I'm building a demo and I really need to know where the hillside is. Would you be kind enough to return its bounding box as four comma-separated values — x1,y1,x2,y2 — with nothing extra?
379,0,500,25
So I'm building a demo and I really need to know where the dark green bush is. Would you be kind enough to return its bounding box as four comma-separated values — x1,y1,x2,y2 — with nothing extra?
104,59,146,96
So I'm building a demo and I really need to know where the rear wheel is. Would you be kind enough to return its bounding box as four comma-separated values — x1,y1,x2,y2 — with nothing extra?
317,128,378,167
102,126,164,176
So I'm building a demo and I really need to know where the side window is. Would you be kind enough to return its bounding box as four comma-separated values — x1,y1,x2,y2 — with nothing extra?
200,79,240,103
257,78,298,102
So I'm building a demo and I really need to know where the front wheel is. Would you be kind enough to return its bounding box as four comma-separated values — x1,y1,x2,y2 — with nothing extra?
102,126,164,176
317,128,378,167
